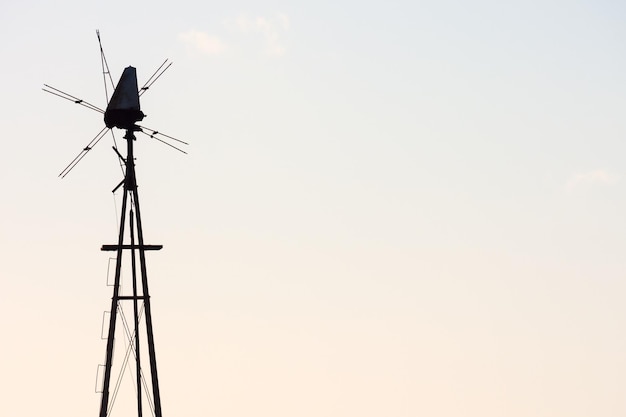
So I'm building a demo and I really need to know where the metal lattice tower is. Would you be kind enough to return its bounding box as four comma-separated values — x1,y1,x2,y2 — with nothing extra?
99,129,163,417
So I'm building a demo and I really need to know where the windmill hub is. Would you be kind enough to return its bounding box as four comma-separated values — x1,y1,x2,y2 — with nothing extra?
104,66,145,130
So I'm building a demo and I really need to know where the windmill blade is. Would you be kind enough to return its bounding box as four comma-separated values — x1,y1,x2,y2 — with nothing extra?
96,29,116,102
59,127,110,178
42,84,104,113
139,59,172,96
137,129,188,154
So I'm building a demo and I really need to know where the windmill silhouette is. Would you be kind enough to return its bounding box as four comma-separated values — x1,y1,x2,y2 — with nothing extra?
44,30,187,417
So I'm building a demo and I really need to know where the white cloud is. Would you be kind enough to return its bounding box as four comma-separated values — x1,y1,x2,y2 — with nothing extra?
180,14,289,58
179,31,226,55
566,169,619,190
224,13,290,56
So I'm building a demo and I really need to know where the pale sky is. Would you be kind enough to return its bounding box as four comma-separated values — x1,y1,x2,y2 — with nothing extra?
2,1,626,416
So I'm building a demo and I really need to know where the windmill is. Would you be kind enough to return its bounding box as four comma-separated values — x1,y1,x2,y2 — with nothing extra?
43,31,187,417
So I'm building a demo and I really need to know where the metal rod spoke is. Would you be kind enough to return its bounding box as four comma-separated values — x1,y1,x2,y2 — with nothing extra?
109,129,126,175
139,59,168,95
139,60,172,97
42,84,104,113
138,131,188,154
97,29,116,101
137,124,189,145
59,127,110,178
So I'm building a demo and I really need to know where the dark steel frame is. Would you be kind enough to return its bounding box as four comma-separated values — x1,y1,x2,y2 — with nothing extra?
98,129,163,417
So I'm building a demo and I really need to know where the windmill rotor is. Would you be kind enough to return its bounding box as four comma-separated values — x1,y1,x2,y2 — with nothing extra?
44,30,188,178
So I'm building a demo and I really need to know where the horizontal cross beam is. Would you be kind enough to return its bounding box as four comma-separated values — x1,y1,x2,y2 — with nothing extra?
101,244,163,251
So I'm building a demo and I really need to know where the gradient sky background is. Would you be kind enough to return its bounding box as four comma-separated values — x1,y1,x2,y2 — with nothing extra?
2,0,626,416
